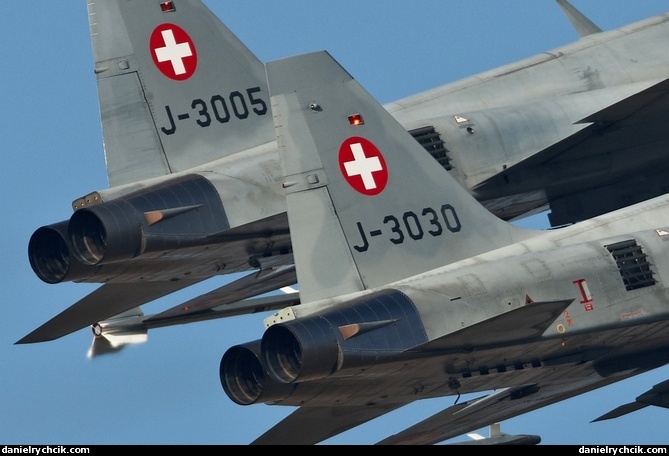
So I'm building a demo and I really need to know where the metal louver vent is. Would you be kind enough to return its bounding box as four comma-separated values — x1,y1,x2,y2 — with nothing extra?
605,240,656,291
409,126,452,171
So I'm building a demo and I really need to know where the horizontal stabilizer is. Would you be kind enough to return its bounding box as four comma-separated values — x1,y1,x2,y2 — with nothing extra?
422,299,574,352
376,386,539,445
591,402,650,422
376,373,641,444
252,403,407,445
145,265,297,323
16,279,203,344
86,289,300,358
593,378,669,421
92,293,301,338
637,379,669,408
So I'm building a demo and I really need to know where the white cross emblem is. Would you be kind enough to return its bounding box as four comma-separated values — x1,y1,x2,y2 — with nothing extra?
343,142,383,190
154,29,193,75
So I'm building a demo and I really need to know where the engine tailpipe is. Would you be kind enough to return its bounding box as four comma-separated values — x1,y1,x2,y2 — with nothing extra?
28,221,93,284
220,340,295,405
261,320,340,384
68,201,143,265
260,289,428,384
67,174,230,266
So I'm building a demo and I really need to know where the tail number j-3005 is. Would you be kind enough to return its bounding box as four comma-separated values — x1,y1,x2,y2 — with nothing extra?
149,23,269,134
352,205,461,252
160,87,268,135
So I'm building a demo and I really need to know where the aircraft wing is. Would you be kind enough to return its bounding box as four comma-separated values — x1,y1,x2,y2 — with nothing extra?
474,76,669,225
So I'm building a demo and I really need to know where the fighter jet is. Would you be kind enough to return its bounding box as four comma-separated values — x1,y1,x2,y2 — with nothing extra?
20,0,669,345
16,0,669,443
217,48,669,445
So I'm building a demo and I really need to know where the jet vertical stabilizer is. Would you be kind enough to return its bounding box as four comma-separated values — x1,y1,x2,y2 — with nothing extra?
89,0,274,187
268,52,538,301
556,0,603,37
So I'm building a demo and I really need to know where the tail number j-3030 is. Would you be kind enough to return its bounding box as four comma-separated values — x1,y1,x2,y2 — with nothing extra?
352,206,461,252
337,136,461,252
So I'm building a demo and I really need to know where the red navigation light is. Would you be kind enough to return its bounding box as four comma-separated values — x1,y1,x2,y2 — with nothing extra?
160,2,176,12
348,114,364,126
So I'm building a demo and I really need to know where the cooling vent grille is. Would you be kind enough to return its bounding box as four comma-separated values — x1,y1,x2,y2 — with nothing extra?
409,126,452,171
605,240,656,291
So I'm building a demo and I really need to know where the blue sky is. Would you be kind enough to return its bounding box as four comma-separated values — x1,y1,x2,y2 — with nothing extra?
3,1,669,445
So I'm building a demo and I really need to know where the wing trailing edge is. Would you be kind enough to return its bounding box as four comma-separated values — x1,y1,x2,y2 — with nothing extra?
16,279,203,344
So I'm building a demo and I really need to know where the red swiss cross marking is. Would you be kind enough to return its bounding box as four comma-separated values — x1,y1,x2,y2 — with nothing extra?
150,23,198,81
338,137,388,196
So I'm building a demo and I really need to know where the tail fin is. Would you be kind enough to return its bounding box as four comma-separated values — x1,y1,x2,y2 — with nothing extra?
556,0,602,37
267,51,537,302
88,0,274,187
